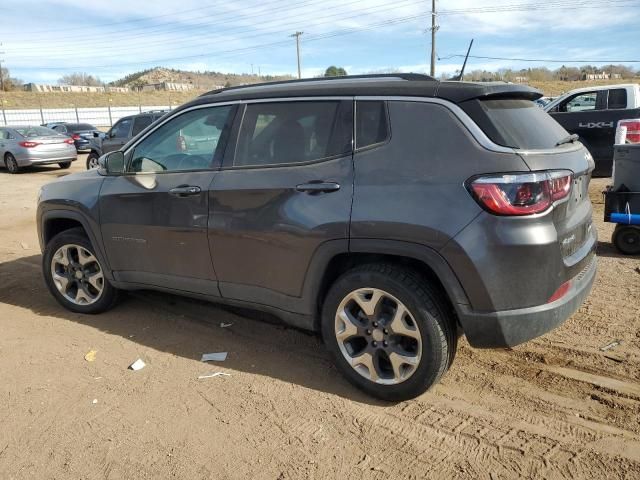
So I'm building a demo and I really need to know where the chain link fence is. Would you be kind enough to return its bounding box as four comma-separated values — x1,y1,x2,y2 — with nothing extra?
0,105,173,128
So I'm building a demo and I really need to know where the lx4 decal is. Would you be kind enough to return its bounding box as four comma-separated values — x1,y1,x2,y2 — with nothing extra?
578,121,614,128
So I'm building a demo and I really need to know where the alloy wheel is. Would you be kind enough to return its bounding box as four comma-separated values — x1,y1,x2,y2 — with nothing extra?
50,244,104,305
334,288,422,385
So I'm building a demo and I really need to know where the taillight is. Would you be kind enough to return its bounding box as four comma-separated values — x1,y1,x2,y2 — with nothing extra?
617,119,640,143
19,141,40,148
64,138,75,145
469,170,573,216
72,134,81,140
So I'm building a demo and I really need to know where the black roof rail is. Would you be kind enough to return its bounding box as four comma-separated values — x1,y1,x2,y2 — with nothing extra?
200,73,436,97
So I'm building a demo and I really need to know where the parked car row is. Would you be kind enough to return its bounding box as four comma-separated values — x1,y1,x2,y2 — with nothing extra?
0,125,77,173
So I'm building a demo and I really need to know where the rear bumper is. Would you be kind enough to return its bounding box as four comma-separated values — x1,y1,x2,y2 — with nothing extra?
18,155,77,166
458,254,597,348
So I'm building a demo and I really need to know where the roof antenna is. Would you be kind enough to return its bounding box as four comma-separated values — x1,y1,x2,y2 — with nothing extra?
455,39,474,81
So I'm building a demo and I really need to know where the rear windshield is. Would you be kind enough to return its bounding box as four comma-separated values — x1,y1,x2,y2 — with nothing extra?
68,123,96,131
15,126,59,137
463,99,568,149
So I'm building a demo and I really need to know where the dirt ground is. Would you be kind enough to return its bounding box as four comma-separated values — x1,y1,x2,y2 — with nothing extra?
0,158,638,480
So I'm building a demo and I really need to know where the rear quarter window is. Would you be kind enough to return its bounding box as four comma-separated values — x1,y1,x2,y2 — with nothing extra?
462,98,568,149
608,89,627,109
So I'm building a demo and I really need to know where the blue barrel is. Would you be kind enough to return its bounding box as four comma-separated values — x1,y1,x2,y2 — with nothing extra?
610,212,640,225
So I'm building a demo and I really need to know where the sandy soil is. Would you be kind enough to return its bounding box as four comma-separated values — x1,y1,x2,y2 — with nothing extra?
0,158,638,479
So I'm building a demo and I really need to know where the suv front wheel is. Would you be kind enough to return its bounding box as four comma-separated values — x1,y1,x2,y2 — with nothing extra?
86,152,100,169
43,228,119,314
321,264,456,401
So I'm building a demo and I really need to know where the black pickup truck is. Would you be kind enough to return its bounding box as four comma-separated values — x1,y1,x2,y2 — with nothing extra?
544,84,640,176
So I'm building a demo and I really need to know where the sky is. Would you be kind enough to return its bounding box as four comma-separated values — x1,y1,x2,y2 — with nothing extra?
2,0,639,84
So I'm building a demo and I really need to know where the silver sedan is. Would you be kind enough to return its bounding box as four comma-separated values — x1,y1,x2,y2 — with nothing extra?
0,125,78,173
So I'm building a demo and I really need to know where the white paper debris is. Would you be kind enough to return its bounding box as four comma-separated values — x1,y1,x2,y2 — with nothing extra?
201,352,228,362
198,372,231,379
129,358,146,371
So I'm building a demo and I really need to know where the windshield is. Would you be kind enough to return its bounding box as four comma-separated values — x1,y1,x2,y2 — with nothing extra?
15,126,60,137
462,98,569,149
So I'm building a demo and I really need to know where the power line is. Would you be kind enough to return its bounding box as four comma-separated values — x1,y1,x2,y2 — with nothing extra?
440,54,640,63
8,0,327,46
8,0,634,52
7,0,424,60
8,13,433,71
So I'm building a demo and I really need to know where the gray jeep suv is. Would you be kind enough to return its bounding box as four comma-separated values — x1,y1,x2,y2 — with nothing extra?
37,74,597,400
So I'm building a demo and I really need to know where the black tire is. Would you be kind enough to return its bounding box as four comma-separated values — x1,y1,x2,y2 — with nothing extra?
321,263,457,401
42,227,119,314
86,152,100,170
4,153,20,174
612,225,640,255
58,161,72,169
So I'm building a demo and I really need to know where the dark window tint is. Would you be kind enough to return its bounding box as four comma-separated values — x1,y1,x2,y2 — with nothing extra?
68,123,95,131
608,89,627,109
465,99,568,150
356,101,389,149
111,118,132,138
130,106,233,173
132,116,153,136
53,125,67,133
234,101,352,167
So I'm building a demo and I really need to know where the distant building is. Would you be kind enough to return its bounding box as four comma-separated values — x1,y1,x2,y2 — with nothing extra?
513,76,529,83
23,83,128,93
141,82,194,92
106,86,130,93
584,71,610,80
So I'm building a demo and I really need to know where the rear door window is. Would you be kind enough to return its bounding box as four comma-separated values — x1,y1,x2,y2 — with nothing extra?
608,89,627,109
463,99,569,150
132,116,153,136
234,101,353,167
356,101,389,149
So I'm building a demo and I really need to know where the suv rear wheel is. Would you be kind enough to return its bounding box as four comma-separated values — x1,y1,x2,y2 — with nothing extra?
321,264,456,401
43,228,119,314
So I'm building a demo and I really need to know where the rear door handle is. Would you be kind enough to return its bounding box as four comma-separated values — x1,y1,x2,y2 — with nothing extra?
295,182,340,194
169,185,202,197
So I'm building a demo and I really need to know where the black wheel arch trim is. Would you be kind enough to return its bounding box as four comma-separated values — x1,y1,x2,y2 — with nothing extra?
298,238,472,331
39,208,114,281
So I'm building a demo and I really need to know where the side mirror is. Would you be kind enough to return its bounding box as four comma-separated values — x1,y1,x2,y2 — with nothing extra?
98,151,125,176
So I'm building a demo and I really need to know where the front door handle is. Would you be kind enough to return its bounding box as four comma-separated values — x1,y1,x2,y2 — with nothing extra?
169,185,202,197
295,182,340,194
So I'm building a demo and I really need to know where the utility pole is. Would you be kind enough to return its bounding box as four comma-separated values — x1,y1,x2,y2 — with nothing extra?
291,31,303,79
0,44,5,92
429,0,438,77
